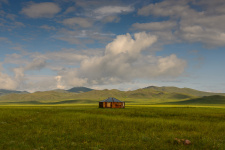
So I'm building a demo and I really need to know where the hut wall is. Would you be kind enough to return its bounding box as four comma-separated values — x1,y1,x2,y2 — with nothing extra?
112,102,125,108
99,102,108,108
103,102,108,108
106,102,111,107
99,102,125,108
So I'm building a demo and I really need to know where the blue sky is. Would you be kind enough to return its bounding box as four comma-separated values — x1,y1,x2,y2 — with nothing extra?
0,0,225,92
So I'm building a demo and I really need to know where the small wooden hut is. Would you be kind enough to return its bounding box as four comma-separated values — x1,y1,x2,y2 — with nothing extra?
99,97,125,108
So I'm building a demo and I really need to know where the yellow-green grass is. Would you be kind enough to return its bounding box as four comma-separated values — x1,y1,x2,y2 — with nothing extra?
0,104,225,150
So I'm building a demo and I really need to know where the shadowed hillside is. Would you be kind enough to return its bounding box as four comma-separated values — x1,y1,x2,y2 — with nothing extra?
165,95,225,105
67,87,93,93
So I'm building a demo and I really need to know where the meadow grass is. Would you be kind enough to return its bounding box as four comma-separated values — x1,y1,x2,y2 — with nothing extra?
0,105,225,150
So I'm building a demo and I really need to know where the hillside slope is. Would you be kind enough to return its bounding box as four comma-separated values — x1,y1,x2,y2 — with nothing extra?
144,86,225,97
0,91,78,102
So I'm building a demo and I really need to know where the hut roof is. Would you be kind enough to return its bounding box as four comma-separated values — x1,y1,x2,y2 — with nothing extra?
99,97,124,102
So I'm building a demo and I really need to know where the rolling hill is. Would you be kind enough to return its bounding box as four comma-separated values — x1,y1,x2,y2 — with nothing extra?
0,86,224,105
144,86,225,97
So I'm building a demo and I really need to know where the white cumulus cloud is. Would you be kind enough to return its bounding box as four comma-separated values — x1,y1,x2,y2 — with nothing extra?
57,32,186,87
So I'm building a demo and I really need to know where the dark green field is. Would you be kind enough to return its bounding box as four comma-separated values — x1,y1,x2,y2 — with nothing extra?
0,105,225,150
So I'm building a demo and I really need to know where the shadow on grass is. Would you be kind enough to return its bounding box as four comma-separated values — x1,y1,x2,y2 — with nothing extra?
161,95,225,106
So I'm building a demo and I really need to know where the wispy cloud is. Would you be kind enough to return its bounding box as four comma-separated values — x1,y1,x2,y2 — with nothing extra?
101,15,120,23
93,6,134,19
21,2,61,18
63,6,76,14
62,17,93,28
40,25,56,30
132,21,177,31
54,29,115,45
0,37,11,44
0,0,9,6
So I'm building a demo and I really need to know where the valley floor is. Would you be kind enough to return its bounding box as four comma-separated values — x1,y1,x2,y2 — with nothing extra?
0,105,225,150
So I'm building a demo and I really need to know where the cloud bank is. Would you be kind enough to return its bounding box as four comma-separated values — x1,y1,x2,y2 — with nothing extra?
0,32,186,91
134,0,225,46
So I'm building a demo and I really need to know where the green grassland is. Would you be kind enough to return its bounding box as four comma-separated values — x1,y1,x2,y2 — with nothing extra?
0,105,225,150
1,87,225,149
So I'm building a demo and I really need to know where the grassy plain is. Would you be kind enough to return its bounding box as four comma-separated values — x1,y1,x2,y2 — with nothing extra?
0,104,225,150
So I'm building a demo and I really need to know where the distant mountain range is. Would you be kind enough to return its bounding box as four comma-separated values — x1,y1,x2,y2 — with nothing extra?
0,87,93,96
0,86,224,105
0,89,28,96
66,87,93,93
50,87,93,93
